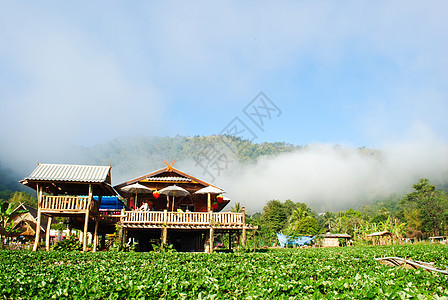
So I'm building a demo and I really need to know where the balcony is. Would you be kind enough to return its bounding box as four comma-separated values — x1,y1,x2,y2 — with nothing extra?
121,210,251,229
40,195,100,214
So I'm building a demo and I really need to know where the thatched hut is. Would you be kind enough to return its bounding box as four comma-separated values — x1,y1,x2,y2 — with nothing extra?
320,233,352,247
368,231,393,245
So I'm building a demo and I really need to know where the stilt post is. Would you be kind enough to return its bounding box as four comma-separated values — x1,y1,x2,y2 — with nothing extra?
161,227,168,248
207,193,211,212
92,218,99,253
209,228,214,253
33,184,42,251
45,216,52,251
83,184,92,251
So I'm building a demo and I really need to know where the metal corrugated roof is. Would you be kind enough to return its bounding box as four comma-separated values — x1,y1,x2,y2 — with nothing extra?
25,164,110,183
146,176,191,182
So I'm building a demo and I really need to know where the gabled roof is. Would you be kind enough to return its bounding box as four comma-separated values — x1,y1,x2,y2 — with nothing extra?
23,163,111,183
114,164,216,190
21,163,116,196
11,203,49,233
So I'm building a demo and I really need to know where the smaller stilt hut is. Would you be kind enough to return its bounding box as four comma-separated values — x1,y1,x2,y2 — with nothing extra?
20,163,117,252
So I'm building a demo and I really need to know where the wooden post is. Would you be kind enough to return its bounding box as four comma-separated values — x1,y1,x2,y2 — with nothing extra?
122,228,128,247
161,227,167,248
253,230,256,252
204,230,210,253
207,193,211,212
209,228,214,253
83,184,92,252
118,208,125,250
241,207,247,247
33,184,42,251
45,216,52,251
92,218,99,253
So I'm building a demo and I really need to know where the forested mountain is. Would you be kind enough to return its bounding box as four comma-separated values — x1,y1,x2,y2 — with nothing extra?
1,136,447,239
81,135,305,183
1,134,381,201
0,135,302,199
0,163,26,202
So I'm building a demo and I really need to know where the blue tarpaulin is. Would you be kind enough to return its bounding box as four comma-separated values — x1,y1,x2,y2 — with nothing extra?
95,196,125,210
276,233,315,248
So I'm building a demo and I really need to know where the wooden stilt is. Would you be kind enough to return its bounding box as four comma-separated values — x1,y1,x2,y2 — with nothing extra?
83,211,89,251
207,193,211,212
242,227,247,247
204,230,210,253
118,208,124,250
83,184,92,252
161,227,168,248
123,228,128,246
45,216,52,251
33,185,42,252
33,208,42,251
92,219,99,253
253,230,256,252
209,228,214,253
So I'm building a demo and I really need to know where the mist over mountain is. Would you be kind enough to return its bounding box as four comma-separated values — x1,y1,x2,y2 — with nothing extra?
1,134,447,213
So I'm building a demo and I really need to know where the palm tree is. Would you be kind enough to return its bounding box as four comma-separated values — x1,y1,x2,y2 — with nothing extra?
230,202,242,213
322,211,335,230
288,205,313,233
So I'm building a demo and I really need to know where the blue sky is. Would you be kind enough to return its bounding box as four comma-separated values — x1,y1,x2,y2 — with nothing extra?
1,1,447,159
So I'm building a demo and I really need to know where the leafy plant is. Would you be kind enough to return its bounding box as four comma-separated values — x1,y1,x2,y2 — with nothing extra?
51,235,82,251
1,244,447,299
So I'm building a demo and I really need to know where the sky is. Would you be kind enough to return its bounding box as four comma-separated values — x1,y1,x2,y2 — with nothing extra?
1,1,447,210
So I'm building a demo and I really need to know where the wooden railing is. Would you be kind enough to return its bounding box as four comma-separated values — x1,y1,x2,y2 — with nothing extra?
40,195,99,212
122,211,245,227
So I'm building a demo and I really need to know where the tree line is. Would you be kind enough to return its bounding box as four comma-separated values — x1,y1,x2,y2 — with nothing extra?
242,178,448,246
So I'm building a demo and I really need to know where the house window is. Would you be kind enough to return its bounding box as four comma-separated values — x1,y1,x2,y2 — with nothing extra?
180,205,195,212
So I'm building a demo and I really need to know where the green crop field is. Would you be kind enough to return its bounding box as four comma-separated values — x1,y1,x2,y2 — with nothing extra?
1,245,447,299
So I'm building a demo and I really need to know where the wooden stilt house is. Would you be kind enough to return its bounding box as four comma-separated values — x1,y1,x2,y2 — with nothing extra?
20,163,117,252
114,161,256,252
21,161,256,252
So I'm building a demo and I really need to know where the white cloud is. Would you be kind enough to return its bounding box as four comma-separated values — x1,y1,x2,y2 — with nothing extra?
214,131,448,213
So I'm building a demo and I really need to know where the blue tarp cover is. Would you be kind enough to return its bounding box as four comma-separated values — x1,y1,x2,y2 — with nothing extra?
95,196,125,210
276,233,315,248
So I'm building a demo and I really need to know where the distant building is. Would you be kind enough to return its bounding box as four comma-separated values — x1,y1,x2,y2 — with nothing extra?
368,231,393,245
320,233,352,247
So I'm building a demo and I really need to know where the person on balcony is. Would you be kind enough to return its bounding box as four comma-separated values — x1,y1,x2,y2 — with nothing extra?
139,202,150,211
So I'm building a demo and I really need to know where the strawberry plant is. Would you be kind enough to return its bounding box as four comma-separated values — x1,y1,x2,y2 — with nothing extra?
0,244,447,299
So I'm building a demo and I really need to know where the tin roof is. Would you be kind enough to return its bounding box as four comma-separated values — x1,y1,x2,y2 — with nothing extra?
24,163,111,183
